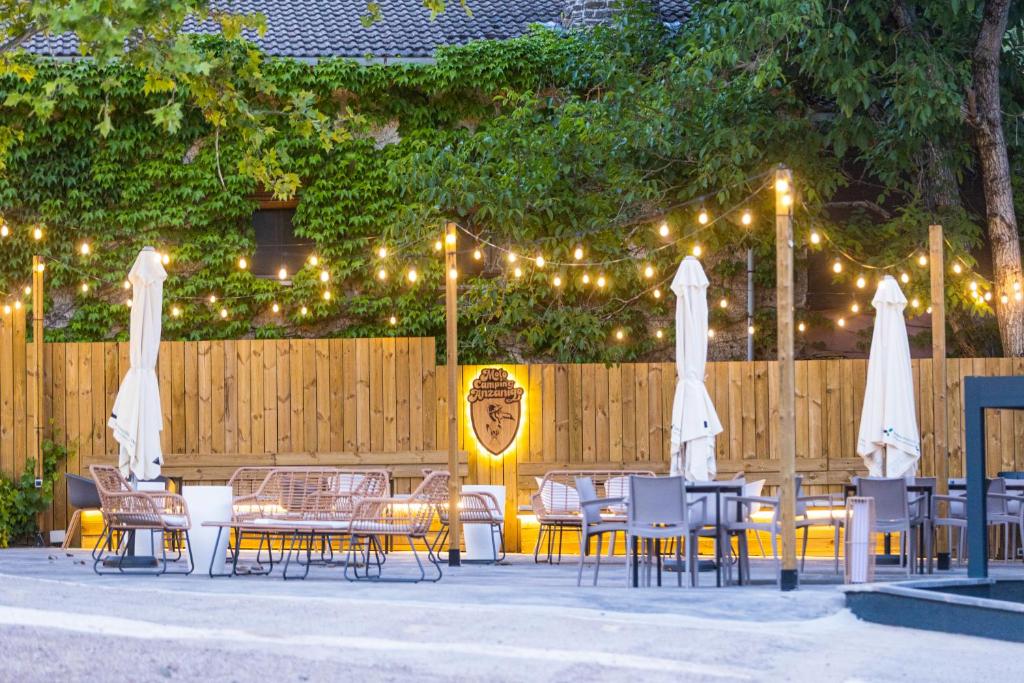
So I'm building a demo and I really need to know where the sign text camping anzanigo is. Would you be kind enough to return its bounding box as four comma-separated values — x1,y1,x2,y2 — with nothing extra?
467,368,524,456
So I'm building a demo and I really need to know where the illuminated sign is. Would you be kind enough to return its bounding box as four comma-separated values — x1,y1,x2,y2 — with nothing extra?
467,368,524,456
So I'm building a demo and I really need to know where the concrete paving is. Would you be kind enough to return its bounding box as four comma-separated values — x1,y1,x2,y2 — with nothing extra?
1,548,1021,682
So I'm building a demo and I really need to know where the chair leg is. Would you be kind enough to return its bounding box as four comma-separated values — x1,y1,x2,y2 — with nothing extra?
625,535,634,587
594,534,604,586
800,526,809,571
62,510,82,550
576,532,587,587
675,536,683,588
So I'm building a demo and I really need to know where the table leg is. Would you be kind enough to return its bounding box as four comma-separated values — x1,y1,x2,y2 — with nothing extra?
656,539,662,587
715,491,722,587
632,535,639,588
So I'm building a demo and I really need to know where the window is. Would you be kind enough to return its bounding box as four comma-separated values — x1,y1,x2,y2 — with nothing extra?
250,204,314,281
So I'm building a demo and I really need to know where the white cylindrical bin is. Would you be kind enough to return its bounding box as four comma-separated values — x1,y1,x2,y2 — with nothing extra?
845,496,876,584
461,484,505,562
182,485,233,575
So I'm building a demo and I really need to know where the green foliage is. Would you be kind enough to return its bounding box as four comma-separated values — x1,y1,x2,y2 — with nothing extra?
0,440,69,548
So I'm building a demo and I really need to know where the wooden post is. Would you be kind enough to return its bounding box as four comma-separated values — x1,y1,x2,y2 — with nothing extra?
929,225,950,568
775,166,798,590
32,255,44,535
444,222,461,566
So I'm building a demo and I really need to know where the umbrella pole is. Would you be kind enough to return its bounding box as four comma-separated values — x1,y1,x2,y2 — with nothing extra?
32,255,45,544
774,166,798,591
930,224,950,569
444,221,461,567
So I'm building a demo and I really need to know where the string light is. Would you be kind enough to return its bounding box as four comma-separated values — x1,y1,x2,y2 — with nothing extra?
747,325,755,335
856,276,866,289
13,300,21,311
832,260,843,274
0,224,7,237
1001,294,1010,304
35,262,45,273
741,211,752,226
209,294,217,304
23,286,30,296
837,318,846,328
552,275,563,288
473,248,483,261
308,255,319,267
809,231,821,245
2,305,10,315
781,194,793,207
389,315,398,326
513,267,523,278
80,283,89,294
271,303,280,313
434,240,443,252
615,329,625,341
445,233,457,246
969,280,978,291
927,306,933,314
123,280,131,290
300,306,308,316
775,178,790,193
900,272,910,284
952,263,963,275
238,257,248,270
449,267,458,280
126,299,133,308
1016,292,1023,302
1015,282,1022,292
278,267,287,280
658,223,670,237
719,298,728,308
698,209,709,225
377,246,388,259
596,275,606,288
798,322,806,333
32,227,42,241
582,273,591,285
507,252,517,264
707,329,715,339
161,252,170,265
911,298,920,308
80,242,90,255
573,246,584,261
408,268,418,283
653,288,662,299
655,329,664,339
535,255,545,268
171,306,181,317
377,268,387,281
851,302,860,313
692,245,703,257
984,291,993,302
220,307,228,318
322,290,332,301
319,270,330,282
643,265,654,279
917,255,927,267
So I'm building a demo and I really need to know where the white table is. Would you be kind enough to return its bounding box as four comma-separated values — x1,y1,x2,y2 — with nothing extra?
462,484,505,562
182,486,232,575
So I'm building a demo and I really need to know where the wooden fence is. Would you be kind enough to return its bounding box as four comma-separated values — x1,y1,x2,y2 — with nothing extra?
2,304,1024,551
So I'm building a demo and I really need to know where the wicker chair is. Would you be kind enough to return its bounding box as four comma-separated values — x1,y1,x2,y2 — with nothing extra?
88,464,193,575
431,484,506,563
345,470,449,583
531,469,655,563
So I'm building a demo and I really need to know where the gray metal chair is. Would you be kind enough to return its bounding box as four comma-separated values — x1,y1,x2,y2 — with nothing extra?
575,477,627,586
855,477,927,576
625,475,705,588
62,473,102,550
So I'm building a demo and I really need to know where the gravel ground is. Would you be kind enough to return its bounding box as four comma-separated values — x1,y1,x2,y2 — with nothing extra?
0,548,1021,682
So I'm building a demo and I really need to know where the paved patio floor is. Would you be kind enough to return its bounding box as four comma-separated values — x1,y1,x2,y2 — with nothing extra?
1,548,1021,682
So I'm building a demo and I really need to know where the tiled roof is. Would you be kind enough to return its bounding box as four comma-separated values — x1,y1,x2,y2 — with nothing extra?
21,1,691,60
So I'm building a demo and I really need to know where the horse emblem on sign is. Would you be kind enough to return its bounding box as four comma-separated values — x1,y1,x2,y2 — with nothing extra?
467,368,524,456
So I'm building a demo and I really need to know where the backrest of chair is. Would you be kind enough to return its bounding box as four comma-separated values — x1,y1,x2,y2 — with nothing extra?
856,477,909,522
337,469,391,499
574,477,601,528
66,473,101,509
988,477,1008,514
89,465,132,498
628,475,686,528
534,469,655,516
227,467,275,499
254,468,341,516
913,477,937,490
743,479,767,518
408,470,450,534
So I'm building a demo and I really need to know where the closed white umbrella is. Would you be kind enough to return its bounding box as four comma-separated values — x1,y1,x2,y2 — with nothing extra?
670,256,723,480
856,275,920,478
109,247,166,481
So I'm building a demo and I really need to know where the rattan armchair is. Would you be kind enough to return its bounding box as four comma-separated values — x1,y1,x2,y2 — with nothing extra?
432,489,506,563
345,470,449,583
88,464,193,575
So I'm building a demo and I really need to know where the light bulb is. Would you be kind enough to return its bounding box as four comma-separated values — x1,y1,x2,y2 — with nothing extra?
126,299,133,308
278,267,287,280
1001,294,1009,304
552,275,562,288
308,255,319,267
513,267,523,278
692,245,702,257
473,248,482,260
911,298,920,308
220,308,228,318
659,223,670,237
271,303,280,313
918,255,927,267
952,263,963,274
653,288,662,299
389,315,397,325
832,261,843,274
927,306,933,314
719,298,728,308
32,227,42,240
741,211,752,226
747,325,755,335
377,268,387,281
80,243,90,255
445,233,457,246
984,291,993,302
320,270,329,282
809,231,821,245
434,240,443,252
900,272,910,284
851,303,860,313
2,305,10,315
80,283,89,293
0,224,7,237
171,306,181,317
13,300,21,310
507,252,517,264
582,273,591,285
573,247,584,261
615,329,625,341
596,275,606,288
707,329,715,339
323,290,332,301
535,255,545,268
1016,292,1023,302
161,252,170,265
643,265,654,279
300,306,308,315
209,295,217,304
781,194,793,207
698,209,709,225
238,257,247,270
408,268,418,283
449,267,458,280
656,329,664,339
798,322,806,333
123,280,131,290
377,246,387,259
35,263,45,273
856,276,866,289
837,318,846,328
1015,282,1022,292
969,281,978,291
23,286,30,296
775,178,790,193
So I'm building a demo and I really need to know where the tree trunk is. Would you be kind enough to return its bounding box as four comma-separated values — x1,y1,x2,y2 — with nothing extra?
972,0,1023,356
